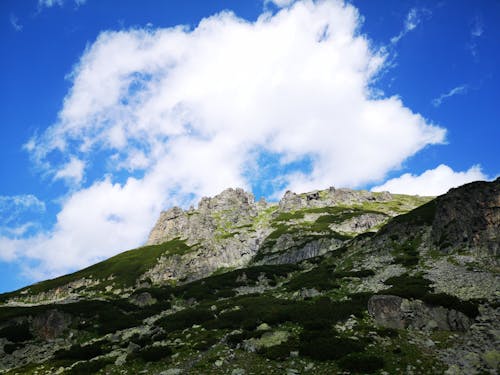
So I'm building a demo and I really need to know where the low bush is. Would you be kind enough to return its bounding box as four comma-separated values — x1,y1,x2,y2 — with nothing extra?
67,358,113,375
156,308,214,332
54,341,105,361
298,329,366,361
135,345,172,362
383,274,432,299
285,265,338,291
3,342,24,354
422,293,479,318
337,352,385,373
258,338,298,361
0,322,33,342
334,269,375,278
192,331,219,351
226,330,262,347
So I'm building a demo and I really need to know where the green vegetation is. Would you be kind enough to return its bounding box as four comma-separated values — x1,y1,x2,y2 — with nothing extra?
383,274,433,299
285,265,374,291
382,274,480,318
385,199,437,228
0,322,33,342
337,352,385,373
66,358,113,375
298,328,368,361
132,345,172,362
392,236,422,267
1,239,194,299
54,341,106,361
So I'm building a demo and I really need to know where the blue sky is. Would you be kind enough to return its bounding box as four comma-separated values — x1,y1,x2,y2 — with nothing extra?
0,0,498,293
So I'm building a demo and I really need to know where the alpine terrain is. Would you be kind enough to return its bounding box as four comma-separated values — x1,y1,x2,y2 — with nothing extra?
0,179,498,374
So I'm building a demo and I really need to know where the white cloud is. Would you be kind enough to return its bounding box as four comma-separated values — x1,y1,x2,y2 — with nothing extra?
0,195,45,243
391,7,431,44
371,164,487,196
38,0,64,7
432,84,468,107
266,0,295,8
54,157,85,184
38,0,86,9
9,14,23,31
0,194,45,215
14,0,447,279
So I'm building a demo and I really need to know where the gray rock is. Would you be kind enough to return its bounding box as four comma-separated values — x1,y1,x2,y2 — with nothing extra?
126,342,141,354
431,178,499,260
368,295,471,331
32,309,72,341
129,292,157,307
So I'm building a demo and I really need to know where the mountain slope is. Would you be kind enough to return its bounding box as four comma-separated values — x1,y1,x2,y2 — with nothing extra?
0,179,498,375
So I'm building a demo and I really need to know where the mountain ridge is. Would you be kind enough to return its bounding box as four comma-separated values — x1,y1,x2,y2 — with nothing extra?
0,179,498,375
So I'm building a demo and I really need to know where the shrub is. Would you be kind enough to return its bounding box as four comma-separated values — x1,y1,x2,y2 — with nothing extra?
285,265,338,291
258,339,298,361
157,308,214,332
67,358,113,375
227,330,262,347
4,343,24,354
136,345,172,362
54,341,105,361
334,270,375,278
337,352,385,373
0,322,33,342
192,331,219,351
383,274,432,299
422,293,479,318
298,329,366,361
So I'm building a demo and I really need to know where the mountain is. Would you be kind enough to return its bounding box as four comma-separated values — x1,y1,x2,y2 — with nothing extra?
0,179,498,374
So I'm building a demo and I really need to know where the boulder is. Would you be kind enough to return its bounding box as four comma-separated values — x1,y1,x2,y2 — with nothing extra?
368,295,471,331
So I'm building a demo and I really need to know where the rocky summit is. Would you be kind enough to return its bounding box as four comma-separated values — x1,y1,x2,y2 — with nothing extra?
0,179,499,374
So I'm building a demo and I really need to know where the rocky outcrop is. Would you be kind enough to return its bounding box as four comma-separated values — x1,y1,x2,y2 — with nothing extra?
330,212,388,234
431,178,499,259
147,188,259,246
368,295,471,331
32,309,72,340
278,187,394,212
142,186,421,284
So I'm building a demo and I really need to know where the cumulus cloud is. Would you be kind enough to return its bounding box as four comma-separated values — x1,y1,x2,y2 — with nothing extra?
13,0,447,279
391,7,431,44
54,157,85,184
371,164,487,196
265,0,295,8
432,84,468,107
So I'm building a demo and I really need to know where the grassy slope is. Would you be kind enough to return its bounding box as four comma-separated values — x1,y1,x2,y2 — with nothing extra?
0,239,193,301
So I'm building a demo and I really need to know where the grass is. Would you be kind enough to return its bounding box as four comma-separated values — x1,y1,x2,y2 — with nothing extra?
0,239,193,299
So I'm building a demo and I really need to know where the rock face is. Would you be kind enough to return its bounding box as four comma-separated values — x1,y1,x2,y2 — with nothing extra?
368,295,471,331
432,178,500,260
278,187,394,212
143,187,403,284
32,309,72,340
